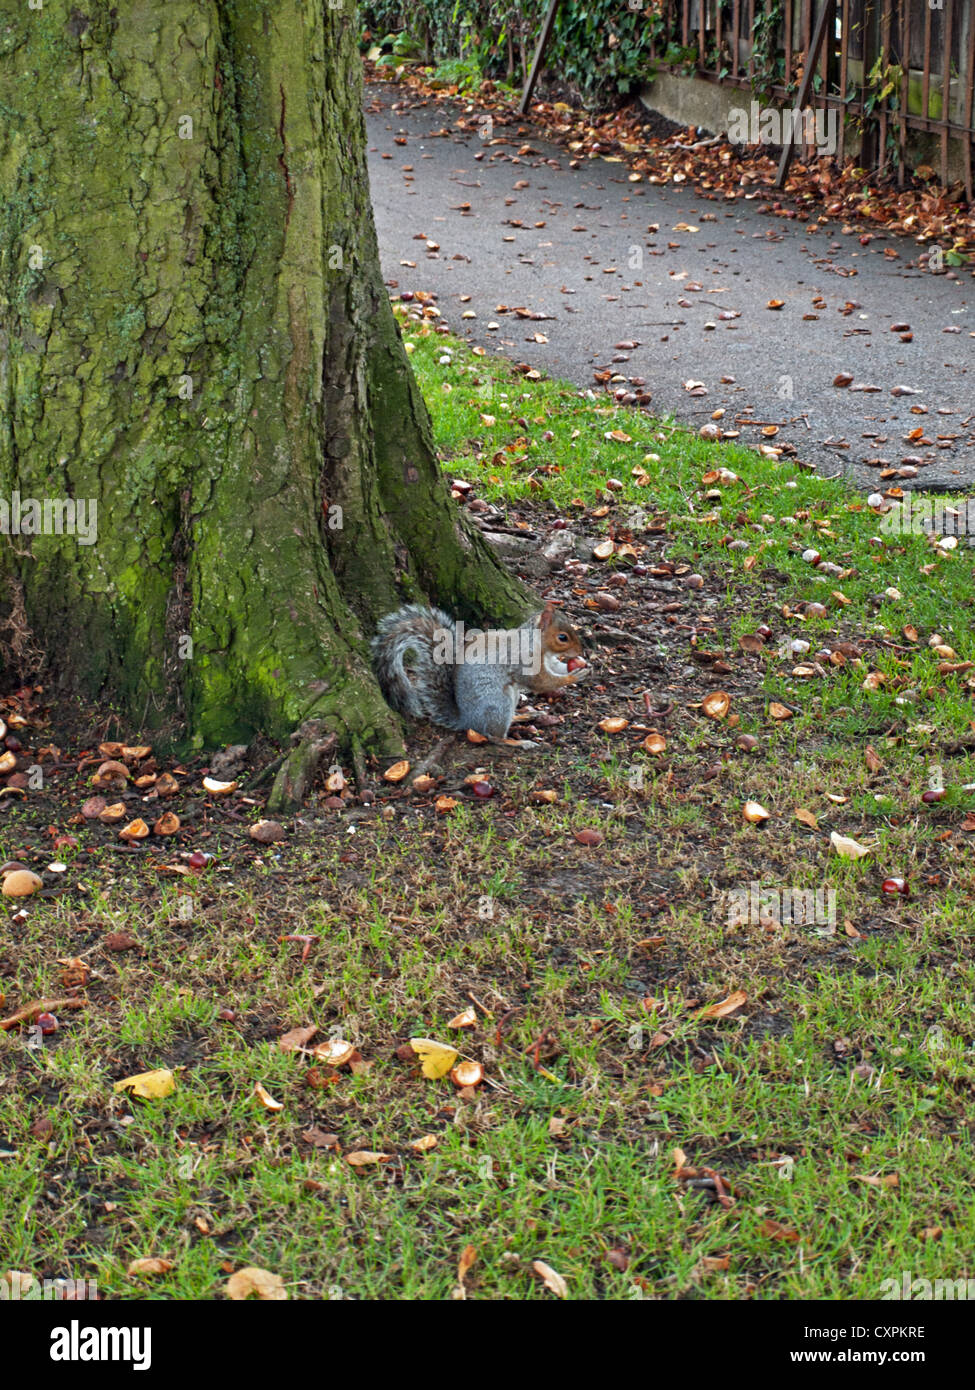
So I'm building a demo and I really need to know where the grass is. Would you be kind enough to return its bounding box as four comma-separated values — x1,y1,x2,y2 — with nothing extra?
1,312,974,1301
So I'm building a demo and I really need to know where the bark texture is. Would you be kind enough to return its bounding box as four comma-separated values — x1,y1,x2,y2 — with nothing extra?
0,0,526,750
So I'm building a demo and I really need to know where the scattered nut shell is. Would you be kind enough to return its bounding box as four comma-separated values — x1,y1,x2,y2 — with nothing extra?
450,1060,484,1088
202,777,237,796
119,818,150,841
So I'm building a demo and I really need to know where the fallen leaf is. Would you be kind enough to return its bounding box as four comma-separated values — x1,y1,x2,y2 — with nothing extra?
698,990,747,1020
409,1036,459,1080
831,831,870,860
760,1219,800,1242
278,1025,318,1053
301,1127,339,1149
532,1259,568,1298
113,1068,175,1100
457,1244,478,1284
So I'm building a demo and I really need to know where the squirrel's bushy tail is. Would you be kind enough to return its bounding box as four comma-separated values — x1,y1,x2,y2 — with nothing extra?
371,604,467,730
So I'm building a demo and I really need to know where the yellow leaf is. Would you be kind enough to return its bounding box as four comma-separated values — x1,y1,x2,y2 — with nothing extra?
113,1068,175,1099
345,1149,392,1166
225,1266,287,1301
795,808,819,829
409,1036,459,1079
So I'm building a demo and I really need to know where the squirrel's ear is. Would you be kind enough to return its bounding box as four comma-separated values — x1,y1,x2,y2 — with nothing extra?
538,601,555,631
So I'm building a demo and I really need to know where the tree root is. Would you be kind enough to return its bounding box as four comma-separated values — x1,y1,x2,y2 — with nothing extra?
267,723,337,813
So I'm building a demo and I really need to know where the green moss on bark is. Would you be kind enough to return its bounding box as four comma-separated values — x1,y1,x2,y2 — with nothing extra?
0,0,526,750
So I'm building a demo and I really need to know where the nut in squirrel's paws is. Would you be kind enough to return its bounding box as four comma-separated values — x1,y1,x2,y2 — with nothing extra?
565,655,589,681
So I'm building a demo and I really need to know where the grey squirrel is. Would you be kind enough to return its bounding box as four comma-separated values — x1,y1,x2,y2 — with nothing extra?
372,601,588,741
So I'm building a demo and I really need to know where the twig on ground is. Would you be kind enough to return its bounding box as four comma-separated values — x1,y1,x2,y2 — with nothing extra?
1,997,87,1031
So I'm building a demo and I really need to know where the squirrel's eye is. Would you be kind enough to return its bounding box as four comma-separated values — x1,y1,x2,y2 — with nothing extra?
557,632,568,643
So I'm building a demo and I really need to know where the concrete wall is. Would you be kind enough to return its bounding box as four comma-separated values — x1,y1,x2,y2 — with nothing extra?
639,70,968,181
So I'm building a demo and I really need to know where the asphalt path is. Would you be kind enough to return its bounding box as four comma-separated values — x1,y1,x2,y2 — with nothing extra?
365,79,975,491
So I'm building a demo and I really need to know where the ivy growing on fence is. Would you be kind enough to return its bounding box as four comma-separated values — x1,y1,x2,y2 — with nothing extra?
361,1,666,108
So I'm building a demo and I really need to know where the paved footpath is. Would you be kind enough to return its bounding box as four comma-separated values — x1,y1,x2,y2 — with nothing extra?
365,79,975,491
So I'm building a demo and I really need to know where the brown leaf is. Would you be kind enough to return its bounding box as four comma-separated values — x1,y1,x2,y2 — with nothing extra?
864,745,884,773
698,990,747,1020
760,1219,800,1243
300,1127,339,1150
278,1025,318,1053
457,1244,477,1284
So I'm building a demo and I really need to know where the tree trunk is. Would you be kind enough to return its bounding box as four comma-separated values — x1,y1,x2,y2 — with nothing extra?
0,0,526,753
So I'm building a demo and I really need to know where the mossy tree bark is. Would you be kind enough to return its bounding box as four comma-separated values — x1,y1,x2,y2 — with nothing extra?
0,0,526,752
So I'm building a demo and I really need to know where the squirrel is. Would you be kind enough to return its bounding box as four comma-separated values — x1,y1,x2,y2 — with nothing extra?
372,601,588,741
